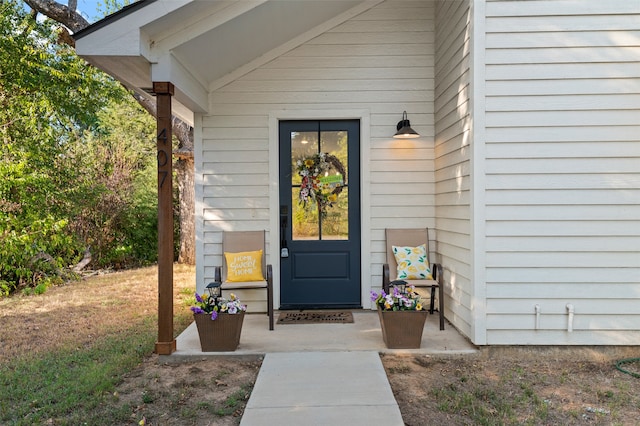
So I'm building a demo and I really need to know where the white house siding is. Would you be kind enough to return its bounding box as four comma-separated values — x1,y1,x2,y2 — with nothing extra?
483,0,640,344
434,0,474,340
196,0,437,310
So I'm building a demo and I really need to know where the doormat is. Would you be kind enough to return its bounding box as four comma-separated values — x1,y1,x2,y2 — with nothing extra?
277,311,354,324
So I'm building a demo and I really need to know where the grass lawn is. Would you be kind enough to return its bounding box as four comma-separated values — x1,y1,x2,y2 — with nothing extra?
2,265,639,425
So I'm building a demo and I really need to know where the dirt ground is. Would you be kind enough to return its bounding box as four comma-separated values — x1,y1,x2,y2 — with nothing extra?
112,355,262,426
382,351,640,425
2,265,640,425
111,349,640,426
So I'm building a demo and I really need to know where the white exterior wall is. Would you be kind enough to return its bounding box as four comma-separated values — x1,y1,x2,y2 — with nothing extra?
434,1,475,340
195,0,436,310
483,0,640,344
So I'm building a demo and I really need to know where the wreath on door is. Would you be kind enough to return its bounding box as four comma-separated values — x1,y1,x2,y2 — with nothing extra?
296,152,346,218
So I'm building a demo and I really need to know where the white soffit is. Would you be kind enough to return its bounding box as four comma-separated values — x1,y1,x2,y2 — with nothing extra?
166,0,361,88
76,0,370,118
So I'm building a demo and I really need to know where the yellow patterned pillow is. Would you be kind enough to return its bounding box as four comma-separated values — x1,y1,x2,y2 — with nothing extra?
224,250,264,282
392,244,433,280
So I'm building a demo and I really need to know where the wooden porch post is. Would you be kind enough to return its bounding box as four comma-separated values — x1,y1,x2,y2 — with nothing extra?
153,82,176,355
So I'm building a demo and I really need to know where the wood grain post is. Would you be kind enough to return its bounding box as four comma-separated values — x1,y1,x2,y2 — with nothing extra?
153,82,176,355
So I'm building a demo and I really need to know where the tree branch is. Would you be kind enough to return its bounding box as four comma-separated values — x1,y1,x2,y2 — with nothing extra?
68,0,77,16
23,0,89,33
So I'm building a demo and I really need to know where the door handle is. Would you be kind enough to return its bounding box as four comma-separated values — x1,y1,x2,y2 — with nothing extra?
280,205,289,258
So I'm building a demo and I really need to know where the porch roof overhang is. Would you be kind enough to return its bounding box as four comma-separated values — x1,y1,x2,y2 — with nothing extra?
74,0,377,125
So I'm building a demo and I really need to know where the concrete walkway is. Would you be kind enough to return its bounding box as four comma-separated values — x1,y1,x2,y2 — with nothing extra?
164,310,477,424
240,351,403,426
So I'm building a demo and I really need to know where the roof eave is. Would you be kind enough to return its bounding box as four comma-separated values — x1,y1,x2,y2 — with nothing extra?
73,0,158,41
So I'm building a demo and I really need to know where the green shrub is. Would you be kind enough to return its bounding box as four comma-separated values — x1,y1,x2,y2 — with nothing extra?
0,215,80,296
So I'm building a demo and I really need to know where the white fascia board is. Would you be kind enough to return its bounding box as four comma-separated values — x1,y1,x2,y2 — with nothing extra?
76,24,140,57
152,54,209,114
76,0,192,57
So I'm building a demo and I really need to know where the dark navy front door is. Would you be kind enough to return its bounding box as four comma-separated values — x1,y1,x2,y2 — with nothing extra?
279,120,361,309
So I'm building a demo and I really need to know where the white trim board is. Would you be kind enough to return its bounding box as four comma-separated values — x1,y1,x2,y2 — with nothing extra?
268,109,372,309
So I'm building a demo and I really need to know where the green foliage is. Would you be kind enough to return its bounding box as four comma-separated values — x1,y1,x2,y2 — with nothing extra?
0,1,163,294
0,214,77,295
1,1,124,137
64,100,158,268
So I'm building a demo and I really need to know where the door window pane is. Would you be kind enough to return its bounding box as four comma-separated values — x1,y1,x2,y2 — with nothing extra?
291,132,318,186
292,187,319,240
291,128,349,241
322,187,348,240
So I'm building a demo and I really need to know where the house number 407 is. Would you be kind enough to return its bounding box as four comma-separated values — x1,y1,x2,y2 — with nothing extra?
157,127,169,188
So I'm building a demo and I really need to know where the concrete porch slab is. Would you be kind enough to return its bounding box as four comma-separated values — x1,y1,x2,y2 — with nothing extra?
165,310,477,360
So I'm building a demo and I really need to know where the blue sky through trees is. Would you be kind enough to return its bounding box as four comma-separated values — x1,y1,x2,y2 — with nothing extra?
78,0,103,23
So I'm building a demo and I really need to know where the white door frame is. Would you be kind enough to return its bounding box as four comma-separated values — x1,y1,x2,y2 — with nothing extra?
268,109,371,310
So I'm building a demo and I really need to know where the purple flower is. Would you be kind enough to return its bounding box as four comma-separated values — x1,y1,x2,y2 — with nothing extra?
370,290,387,302
191,306,205,314
195,292,203,303
210,310,218,320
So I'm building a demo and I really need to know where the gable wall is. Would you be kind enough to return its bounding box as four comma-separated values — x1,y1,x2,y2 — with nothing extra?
434,0,474,339
483,0,640,344
195,0,437,309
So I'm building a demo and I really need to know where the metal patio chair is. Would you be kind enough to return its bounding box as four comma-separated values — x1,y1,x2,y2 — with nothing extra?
383,228,445,330
214,230,274,330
